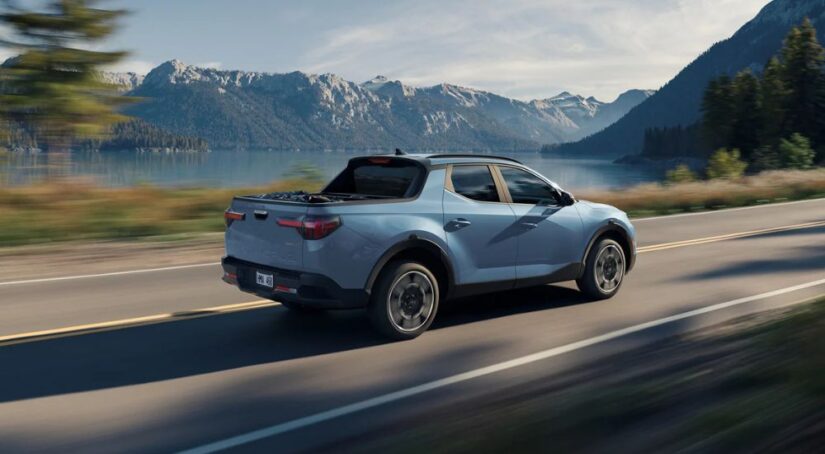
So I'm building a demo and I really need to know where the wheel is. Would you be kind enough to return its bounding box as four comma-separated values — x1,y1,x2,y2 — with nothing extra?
368,261,440,340
577,238,626,300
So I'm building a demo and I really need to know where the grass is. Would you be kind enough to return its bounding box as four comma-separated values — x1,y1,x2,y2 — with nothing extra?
0,178,322,246
0,169,823,247
581,168,825,217
345,298,825,453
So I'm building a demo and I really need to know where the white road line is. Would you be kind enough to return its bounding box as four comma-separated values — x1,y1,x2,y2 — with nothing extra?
2,198,821,287
179,277,825,454
634,197,824,222
0,262,221,287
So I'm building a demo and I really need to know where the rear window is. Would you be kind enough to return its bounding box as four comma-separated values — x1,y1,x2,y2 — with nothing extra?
323,159,424,198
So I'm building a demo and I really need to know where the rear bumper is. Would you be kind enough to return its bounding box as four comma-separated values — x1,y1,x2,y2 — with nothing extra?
221,256,369,309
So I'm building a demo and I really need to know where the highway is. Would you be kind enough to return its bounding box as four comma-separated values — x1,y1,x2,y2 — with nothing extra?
0,198,823,453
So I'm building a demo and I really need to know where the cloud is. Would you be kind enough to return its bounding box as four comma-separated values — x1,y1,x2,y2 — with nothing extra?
297,0,771,100
196,61,223,69
105,59,157,75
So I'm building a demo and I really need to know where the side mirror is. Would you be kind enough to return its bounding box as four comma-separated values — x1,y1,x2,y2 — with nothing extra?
559,190,576,206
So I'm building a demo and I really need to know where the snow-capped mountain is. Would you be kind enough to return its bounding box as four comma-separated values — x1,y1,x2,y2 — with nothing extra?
118,61,652,151
554,0,825,157
101,72,145,92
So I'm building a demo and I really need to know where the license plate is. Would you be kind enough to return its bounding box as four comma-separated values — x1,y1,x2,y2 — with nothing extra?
256,271,274,288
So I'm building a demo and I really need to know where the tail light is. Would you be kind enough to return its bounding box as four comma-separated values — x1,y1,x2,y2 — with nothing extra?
277,216,341,240
224,210,245,227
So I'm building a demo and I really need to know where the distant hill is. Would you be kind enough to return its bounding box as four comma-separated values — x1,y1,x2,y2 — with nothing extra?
118,60,652,151
550,0,825,158
3,118,208,152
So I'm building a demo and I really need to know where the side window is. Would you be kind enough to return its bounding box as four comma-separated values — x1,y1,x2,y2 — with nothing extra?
450,165,500,202
499,167,560,205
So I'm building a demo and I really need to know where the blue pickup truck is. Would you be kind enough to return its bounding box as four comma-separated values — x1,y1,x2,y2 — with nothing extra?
222,153,636,339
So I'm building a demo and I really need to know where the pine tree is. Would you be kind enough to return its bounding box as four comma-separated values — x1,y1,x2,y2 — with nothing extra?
758,57,789,148
0,0,133,165
780,18,825,151
730,70,762,159
701,75,735,151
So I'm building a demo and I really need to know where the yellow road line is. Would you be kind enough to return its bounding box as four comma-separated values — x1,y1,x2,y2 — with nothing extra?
638,220,825,253
1,219,823,347
0,300,278,347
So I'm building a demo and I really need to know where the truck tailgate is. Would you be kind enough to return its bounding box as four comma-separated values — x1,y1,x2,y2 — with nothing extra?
225,198,307,269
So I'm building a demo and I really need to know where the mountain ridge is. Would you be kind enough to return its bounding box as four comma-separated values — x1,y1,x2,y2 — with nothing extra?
116,61,653,151
551,0,825,158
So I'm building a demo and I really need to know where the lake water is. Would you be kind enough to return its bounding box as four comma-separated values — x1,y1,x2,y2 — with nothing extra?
2,149,662,190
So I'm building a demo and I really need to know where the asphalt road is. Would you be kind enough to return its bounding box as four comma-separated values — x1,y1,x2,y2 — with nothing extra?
0,199,823,453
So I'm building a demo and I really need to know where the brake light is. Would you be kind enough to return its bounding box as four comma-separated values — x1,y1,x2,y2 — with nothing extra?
276,218,303,228
368,158,391,164
277,216,342,240
224,210,245,227
302,216,342,240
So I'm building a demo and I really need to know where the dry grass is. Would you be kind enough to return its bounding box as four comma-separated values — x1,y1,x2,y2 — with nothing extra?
579,169,825,217
0,169,823,247
0,178,321,246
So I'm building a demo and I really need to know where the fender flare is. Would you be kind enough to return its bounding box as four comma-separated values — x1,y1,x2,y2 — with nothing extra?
365,237,456,298
580,220,635,274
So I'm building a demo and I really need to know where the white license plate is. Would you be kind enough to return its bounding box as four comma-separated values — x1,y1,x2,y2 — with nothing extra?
256,271,274,288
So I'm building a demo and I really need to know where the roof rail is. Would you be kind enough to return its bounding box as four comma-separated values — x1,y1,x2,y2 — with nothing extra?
425,153,523,164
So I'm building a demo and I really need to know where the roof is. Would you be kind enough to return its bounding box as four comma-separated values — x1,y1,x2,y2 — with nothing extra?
356,152,524,167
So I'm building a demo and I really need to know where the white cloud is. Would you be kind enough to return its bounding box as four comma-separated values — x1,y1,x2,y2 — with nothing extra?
105,59,156,75
297,0,771,101
196,61,223,69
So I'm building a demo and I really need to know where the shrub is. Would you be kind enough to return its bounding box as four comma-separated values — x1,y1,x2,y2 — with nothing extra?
779,133,815,169
706,148,748,180
751,145,781,172
665,165,698,184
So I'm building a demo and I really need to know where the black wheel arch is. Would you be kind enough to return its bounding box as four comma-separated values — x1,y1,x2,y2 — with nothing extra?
580,221,636,276
365,237,456,300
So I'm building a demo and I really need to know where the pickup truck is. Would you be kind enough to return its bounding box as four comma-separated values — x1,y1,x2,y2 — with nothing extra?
222,152,636,340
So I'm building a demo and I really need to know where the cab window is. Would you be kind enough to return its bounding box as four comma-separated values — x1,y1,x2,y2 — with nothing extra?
499,166,560,205
450,165,499,202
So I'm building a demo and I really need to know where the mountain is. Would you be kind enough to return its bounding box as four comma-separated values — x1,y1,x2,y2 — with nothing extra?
101,72,145,92
118,60,651,151
551,0,825,158
538,89,655,139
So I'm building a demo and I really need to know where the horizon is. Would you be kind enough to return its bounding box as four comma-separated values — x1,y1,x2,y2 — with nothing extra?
90,0,772,103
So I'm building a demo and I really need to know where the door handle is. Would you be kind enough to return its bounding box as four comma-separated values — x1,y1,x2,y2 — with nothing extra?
448,218,472,229
521,222,539,229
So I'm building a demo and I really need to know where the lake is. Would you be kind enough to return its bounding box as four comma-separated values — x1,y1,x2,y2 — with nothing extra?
2,149,662,190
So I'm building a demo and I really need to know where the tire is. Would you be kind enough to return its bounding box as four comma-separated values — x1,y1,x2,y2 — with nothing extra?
368,261,440,340
577,238,626,300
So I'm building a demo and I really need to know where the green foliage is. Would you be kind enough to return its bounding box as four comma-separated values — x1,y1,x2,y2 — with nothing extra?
779,133,816,169
687,19,825,172
780,18,825,148
751,145,781,172
642,124,708,159
665,165,697,184
730,70,762,159
80,120,209,151
1,118,208,151
701,75,736,151
0,0,134,151
706,148,747,180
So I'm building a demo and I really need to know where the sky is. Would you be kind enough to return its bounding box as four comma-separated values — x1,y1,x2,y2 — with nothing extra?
10,0,773,101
